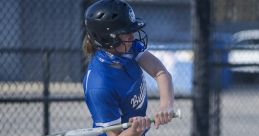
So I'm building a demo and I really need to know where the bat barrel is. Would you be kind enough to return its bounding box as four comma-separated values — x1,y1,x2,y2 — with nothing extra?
149,108,182,123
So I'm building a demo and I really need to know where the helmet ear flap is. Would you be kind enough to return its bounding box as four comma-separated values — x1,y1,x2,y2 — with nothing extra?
89,32,122,49
86,31,103,48
107,34,122,49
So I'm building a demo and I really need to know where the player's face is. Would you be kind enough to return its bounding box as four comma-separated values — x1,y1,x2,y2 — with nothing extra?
116,33,134,53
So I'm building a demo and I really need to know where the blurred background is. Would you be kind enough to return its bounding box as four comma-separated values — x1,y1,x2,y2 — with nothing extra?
0,0,259,136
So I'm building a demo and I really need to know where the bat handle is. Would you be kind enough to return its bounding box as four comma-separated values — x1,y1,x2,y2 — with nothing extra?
149,108,182,123
127,109,182,127
103,109,182,132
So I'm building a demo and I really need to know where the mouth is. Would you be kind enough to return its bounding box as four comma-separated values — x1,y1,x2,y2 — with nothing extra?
122,40,133,47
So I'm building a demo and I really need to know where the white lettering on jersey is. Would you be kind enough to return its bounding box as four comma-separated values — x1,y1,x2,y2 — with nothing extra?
130,78,147,109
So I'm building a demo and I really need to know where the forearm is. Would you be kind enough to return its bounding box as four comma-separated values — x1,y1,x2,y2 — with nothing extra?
155,71,174,109
137,51,174,109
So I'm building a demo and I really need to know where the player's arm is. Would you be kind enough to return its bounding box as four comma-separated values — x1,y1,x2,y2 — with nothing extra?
137,51,174,128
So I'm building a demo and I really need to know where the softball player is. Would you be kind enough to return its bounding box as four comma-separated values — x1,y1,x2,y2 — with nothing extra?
83,0,174,135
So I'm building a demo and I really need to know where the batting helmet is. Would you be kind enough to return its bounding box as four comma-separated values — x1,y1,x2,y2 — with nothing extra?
84,0,147,49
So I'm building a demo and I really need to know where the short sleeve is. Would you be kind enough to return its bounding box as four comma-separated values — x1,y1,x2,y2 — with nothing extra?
86,88,121,127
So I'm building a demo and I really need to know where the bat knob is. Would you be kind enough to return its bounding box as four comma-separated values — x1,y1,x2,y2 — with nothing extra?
173,109,182,119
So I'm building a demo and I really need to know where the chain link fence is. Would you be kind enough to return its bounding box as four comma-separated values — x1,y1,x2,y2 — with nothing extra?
0,0,191,136
1,0,258,136
212,0,259,136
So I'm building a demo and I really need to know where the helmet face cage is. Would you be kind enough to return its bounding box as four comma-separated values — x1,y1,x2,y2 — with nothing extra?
85,0,148,50
119,29,148,53
137,29,148,49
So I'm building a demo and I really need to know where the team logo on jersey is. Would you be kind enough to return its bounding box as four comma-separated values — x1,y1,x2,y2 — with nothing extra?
130,79,147,109
129,9,136,23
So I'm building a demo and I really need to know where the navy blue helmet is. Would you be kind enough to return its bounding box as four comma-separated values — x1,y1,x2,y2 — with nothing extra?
84,0,147,49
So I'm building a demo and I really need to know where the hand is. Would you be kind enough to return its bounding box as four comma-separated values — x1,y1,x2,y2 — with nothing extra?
154,109,173,129
128,116,151,136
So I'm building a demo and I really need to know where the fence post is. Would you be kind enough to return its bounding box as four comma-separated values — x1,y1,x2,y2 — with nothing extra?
43,51,50,135
191,0,211,136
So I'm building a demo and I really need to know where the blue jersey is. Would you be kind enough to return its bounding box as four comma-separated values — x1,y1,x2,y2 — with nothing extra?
83,41,148,136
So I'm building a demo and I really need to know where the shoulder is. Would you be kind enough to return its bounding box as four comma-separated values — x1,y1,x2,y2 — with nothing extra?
136,50,156,62
83,69,113,90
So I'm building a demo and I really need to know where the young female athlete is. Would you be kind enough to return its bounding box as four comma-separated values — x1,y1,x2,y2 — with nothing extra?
82,0,174,135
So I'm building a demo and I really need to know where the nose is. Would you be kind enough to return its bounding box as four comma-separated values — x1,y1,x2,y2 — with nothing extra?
127,33,134,41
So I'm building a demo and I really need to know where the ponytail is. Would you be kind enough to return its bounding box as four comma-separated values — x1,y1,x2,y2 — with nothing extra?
82,34,96,62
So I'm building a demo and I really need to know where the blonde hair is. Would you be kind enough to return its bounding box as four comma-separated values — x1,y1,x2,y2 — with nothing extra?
82,34,96,62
